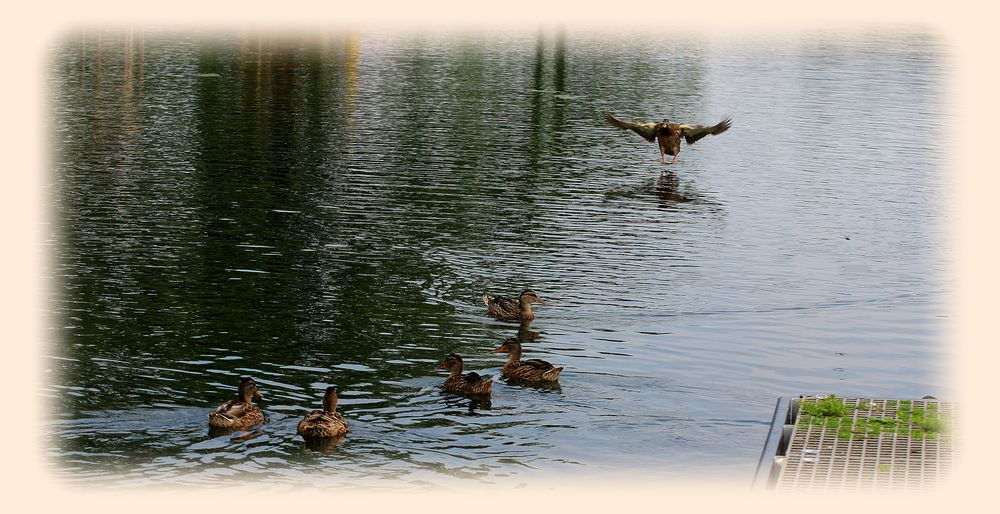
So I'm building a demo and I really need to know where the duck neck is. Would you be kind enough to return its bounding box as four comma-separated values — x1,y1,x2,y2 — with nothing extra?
449,362,463,377
239,387,254,404
518,297,534,318
506,345,523,363
322,392,338,414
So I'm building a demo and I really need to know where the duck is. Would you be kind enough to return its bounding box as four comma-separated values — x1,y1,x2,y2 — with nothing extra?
297,386,349,439
483,289,546,321
492,339,563,382
208,377,264,429
605,113,731,165
435,353,493,396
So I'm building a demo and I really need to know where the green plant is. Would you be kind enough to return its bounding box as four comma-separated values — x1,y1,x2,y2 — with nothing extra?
801,395,853,418
910,407,947,436
797,396,949,441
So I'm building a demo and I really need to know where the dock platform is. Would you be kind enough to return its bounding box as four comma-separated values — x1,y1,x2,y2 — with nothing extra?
754,395,955,492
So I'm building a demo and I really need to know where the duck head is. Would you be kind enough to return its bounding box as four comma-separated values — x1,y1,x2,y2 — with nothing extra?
435,353,464,376
491,338,523,360
518,290,546,305
492,339,522,353
238,377,263,403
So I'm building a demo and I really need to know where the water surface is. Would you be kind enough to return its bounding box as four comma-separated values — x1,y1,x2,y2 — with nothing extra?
46,29,950,488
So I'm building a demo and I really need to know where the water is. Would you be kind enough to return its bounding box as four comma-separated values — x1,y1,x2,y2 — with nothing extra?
46,29,950,488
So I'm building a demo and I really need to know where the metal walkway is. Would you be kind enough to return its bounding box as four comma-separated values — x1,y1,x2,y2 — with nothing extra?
754,396,955,492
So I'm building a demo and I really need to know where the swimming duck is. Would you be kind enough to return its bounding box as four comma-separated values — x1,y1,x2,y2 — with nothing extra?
297,386,349,439
492,339,564,383
208,377,264,429
435,353,493,396
605,113,732,164
483,289,546,321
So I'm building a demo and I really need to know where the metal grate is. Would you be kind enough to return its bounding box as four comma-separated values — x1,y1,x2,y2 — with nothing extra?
771,397,955,493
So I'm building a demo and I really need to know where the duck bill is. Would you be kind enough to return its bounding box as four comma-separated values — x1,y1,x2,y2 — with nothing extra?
535,298,547,304
491,348,505,354
434,363,448,370
254,391,263,399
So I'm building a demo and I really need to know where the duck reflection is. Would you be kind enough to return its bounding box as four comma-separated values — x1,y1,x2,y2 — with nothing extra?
302,434,347,454
655,170,698,205
440,393,492,413
206,426,266,440
516,319,541,344
603,170,710,208
207,425,238,438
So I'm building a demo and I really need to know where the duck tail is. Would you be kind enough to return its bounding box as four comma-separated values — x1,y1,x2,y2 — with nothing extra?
483,294,494,306
543,367,564,381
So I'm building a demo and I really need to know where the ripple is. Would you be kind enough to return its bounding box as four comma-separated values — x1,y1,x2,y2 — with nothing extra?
47,29,948,486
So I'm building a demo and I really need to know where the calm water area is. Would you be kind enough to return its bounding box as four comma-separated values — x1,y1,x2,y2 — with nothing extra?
46,29,950,488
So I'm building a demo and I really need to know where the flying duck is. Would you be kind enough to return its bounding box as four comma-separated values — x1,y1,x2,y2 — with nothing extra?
606,113,731,164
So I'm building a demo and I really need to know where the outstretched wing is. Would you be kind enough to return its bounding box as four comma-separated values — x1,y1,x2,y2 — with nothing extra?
605,113,658,143
679,117,732,145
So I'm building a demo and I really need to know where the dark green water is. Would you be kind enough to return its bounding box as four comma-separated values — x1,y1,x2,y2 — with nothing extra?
47,29,949,488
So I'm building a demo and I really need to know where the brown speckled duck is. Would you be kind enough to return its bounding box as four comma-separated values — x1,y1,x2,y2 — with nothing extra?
483,289,546,321
492,339,563,383
297,386,349,439
435,353,493,396
606,113,732,164
208,377,264,429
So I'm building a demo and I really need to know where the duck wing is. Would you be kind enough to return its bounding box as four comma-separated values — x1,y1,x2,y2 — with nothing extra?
522,359,555,371
302,409,329,422
215,400,251,419
605,113,658,143
488,295,518,309
679,117,732,145
484,294,520,318
213,399,236,413
463,372,491,383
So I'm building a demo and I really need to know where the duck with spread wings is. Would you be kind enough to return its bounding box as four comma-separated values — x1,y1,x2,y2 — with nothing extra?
606,113,731,165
